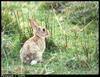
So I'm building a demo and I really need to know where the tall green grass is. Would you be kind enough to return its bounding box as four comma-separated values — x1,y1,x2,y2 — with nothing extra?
1,1,99,74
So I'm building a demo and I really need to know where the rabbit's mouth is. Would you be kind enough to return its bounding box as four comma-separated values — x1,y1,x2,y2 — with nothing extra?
45,32,49,38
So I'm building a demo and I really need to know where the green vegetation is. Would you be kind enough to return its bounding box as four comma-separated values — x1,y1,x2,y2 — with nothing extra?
1,1,99,74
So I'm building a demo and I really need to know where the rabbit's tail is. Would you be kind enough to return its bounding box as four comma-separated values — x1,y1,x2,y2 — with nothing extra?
30,60,37,65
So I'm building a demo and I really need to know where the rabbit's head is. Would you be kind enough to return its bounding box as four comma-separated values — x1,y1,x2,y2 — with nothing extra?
29,19,49,38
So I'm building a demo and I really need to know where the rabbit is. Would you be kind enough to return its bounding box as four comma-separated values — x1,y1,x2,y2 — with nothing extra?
20,19,49,65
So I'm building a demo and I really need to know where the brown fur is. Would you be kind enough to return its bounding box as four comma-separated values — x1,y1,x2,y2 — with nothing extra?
20,19,49,64
32,35,41,45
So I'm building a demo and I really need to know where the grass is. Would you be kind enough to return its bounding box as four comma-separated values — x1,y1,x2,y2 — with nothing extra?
2,49,99,74
1,1,99,75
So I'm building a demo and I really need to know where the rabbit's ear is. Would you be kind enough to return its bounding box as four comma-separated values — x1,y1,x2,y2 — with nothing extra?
29,19,39,29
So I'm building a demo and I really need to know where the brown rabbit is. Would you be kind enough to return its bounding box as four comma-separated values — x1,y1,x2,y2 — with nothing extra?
20,19,49,65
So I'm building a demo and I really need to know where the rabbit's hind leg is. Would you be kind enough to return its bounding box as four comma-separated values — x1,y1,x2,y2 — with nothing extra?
29,52,43,65
23,53,33,64
30,53,38,65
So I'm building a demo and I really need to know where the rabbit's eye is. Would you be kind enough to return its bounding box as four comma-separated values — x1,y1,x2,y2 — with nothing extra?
42,28,45,32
